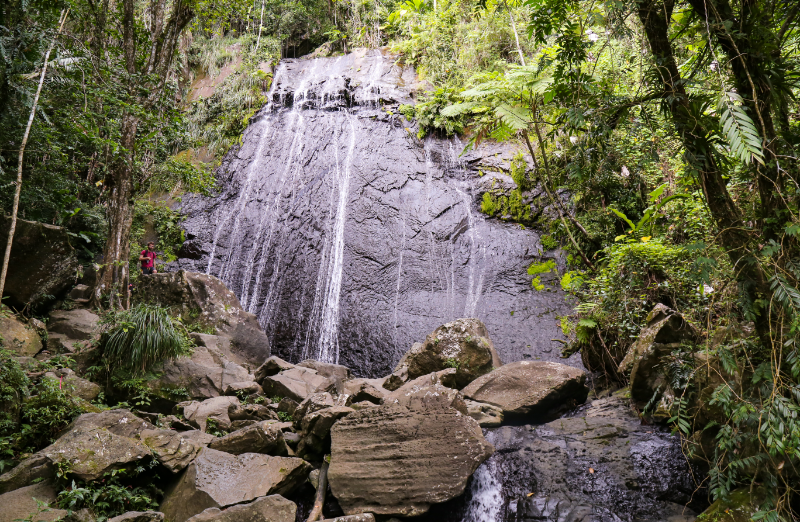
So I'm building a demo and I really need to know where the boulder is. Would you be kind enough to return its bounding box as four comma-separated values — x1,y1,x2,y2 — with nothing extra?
622,305,699,409
293,393,350,429
136,271,270,366
297,360,352,383
0,454,54,494
461,361,588,418
160,448,310,522
183,495,296,522
465,399,504,427
208,421,287,455
0,482,67,522
0,216,81,310
68,284,92,301
489,393,706,521
108,512,165,522
0,314,42,356
296,406,354,461
229,403,276,422
342,378,388,404
254,356,294,382
224,381,262,397
383,370,467,413
139,429,208,472
43,368,101,401
402,318,502,388
381,365,408,392
148,344,253,407
619,304,698,375
260,366,333,402
37,410,154,481
48,309,100,340
328,404,494,516
179,396,240,432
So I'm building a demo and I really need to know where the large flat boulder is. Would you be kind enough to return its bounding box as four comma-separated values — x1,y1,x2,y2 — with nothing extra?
43,368,101,401
179,396,241,432
160,448,310,522
108,512,165,522
184,495,296,522
260,366,332,402
148,344,254,405
136,271,270,366
38,410,154,481
47,309,100,340
0,482,67,522
328,404,494,516
383,370,467,413
0,313,42,356
0,216,81,310
461,361,588,418
400,318,502,388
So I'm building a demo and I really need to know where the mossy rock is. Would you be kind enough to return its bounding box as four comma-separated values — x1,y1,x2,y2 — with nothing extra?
697,488,764,522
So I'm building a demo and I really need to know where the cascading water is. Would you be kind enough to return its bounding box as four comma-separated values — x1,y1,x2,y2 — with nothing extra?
175,49,578,377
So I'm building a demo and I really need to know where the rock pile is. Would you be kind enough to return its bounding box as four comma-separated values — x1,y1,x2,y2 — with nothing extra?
0,273,595,522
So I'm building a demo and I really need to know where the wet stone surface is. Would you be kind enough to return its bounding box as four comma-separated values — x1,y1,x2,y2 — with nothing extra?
418,394,707,522
173,49,576,377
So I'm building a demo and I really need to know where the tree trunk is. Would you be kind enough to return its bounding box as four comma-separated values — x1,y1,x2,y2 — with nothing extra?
93,113,138,309
684,0,787,233
306,458,329,522
636,0,773,347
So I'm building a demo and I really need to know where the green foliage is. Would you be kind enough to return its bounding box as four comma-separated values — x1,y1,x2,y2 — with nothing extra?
405,88,466,138
130,202,188,278
443,357,461,369
276,411,293,422
19,379,91,453
57,468,161,522
101,304,192,376
186,34,281,161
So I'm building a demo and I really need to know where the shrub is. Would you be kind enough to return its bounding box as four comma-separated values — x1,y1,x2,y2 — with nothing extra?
19,379,90,452
57,468,161,521
102,304,192,375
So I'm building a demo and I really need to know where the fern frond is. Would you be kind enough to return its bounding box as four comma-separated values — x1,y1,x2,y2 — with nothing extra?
718,91,764,165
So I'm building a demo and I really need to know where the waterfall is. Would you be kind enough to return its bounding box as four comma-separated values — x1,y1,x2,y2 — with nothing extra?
463,431,504,522
316,112,357,364
178,50,577,376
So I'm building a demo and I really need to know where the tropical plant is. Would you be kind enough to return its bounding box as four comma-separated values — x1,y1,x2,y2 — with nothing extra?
101,304,192,375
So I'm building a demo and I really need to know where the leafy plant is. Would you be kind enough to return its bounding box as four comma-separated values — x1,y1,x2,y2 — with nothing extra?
57,467,161,521
101,304,192,375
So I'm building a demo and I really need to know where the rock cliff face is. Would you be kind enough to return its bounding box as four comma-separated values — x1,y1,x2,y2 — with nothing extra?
173,49,577,377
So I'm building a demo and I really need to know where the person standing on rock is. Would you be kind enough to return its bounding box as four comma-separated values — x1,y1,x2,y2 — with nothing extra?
139,242,158,275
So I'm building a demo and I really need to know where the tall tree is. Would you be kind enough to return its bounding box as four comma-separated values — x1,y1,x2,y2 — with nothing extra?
87,0,195,308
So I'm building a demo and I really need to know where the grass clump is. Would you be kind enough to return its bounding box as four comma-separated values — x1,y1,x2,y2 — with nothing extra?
102,304,192,376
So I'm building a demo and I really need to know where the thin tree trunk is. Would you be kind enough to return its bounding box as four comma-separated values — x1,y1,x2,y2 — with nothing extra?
306,458,330,522
503,1,525,66
0,9,69,302
254,0,265,51
522,131,595,270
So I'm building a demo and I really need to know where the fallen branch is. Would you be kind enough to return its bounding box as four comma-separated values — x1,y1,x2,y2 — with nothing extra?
306,456,330,522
